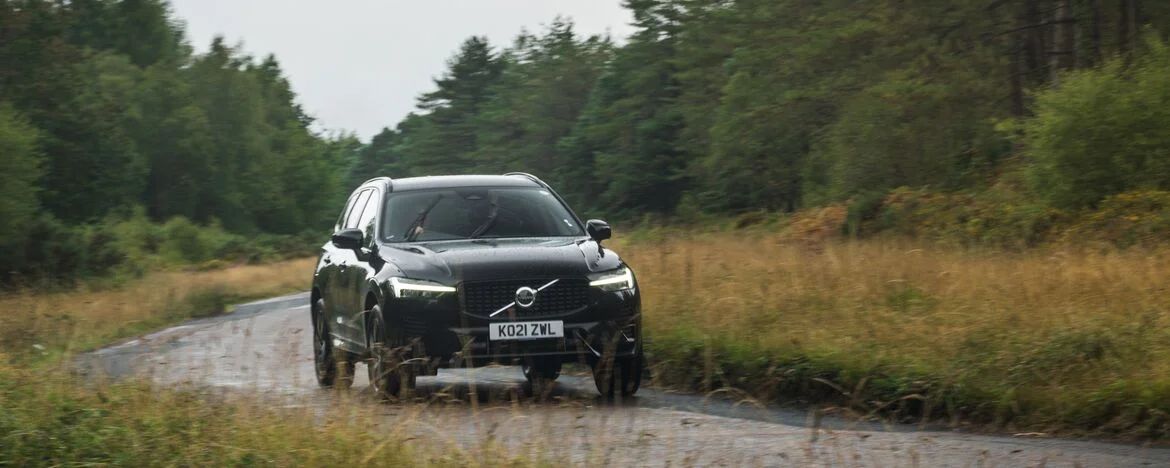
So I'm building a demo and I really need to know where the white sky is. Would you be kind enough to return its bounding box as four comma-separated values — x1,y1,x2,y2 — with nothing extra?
169,0,636,141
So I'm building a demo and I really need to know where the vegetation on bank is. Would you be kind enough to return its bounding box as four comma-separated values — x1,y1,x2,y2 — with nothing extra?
0,258,316,364
5,207,324,291
619,228,1170,440
700,187,1170,253
7,226,1170,457
0,366,421,467
0,260,540,467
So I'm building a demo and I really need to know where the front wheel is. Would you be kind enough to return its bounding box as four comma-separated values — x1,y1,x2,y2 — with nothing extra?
522,358,562,397
313,298,354,389
592,352,643,398
366,305,415,400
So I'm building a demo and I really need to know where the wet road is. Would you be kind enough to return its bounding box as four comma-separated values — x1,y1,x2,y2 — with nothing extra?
78,292,1170,467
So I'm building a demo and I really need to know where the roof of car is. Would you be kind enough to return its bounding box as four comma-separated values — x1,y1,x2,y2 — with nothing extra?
374,174,543,192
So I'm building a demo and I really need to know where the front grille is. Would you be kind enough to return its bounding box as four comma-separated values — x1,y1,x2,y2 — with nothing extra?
461,278,590,319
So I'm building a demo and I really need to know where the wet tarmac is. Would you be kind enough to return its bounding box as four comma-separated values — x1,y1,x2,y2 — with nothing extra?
77,292,1170,467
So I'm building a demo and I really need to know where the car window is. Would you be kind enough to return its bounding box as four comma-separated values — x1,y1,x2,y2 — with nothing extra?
380,187,583,242
335,190,363,231
343,189,373,230
356,189,380,241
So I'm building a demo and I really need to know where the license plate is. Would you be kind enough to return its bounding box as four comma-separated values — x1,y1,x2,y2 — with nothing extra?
489,320,564,341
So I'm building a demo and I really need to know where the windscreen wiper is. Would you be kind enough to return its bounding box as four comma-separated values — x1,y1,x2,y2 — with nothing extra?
403,194,444,242
468,193,500,239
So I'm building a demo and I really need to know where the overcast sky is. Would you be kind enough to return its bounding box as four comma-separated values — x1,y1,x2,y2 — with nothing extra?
168,0,635,141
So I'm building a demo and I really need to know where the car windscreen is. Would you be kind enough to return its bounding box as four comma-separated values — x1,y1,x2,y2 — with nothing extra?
379,187,584,242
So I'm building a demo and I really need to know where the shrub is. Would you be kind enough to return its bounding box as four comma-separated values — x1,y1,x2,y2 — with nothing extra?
1059,190,1170,249
160,217,209,263
16,215,87,285
0,104,42,273
786,203,848,245
868,187,1065,249
1,208,321,288
1025,34,1170,209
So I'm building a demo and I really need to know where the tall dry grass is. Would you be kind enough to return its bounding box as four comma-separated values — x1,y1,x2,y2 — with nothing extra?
0,258,540,466
621,231,1170,437
4,231,1169,457
0,258,316,361
0,356,550,467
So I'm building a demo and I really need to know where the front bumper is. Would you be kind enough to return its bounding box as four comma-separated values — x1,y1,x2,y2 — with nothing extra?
386,286,642,369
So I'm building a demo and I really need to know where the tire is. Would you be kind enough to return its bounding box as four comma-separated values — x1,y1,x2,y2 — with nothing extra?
313,298,354,389
521,358,562,397
592,352,643,398
366,304,416,400
522,358,562,381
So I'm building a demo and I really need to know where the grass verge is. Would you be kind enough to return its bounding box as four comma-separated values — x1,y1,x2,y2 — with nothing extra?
0,258,538,467
1,258,316,363
0,360,544,466
619,231,1170,441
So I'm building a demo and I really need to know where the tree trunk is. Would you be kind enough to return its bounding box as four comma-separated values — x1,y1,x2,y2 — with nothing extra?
1011,46,1026,117
1086,0,1102,66
1024,0,1046,85
1119,0,1132,61
1051,0,1075,84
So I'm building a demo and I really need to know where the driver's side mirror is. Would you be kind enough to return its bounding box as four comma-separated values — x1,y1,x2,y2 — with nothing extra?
331,228,364,250
586,219,611,242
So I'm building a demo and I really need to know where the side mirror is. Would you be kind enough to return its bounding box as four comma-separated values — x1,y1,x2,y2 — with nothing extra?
331,228,364,250
585,219,612,242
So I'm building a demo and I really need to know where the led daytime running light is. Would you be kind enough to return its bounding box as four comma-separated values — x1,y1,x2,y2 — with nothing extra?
589,267,634,290
390,277,456,297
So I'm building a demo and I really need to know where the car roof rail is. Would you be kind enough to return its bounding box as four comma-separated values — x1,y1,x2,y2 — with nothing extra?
503,172,549,188
361,176,394,191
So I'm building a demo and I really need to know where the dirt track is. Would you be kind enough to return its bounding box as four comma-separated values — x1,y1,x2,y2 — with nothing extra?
78,292,1170,467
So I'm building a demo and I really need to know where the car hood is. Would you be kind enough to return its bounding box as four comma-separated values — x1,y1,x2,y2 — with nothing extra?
379,237,623,284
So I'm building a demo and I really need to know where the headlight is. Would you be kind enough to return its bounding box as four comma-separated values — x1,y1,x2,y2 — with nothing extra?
589,267,635,292
389,277,456,298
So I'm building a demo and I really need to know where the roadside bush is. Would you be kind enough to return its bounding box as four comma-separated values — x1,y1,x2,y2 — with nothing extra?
1,210,321,288
0,104,43,275
867,187,1065,249
16,215,87,285
785,203,848,245
1059,190,1170,249
160,217,212,263
1025,34,1170,209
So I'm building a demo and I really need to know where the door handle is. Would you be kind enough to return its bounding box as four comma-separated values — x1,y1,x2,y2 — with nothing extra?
338,260,348,271
322,256,332,264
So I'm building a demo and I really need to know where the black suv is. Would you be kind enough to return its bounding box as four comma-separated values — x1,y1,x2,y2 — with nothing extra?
310,173,644,399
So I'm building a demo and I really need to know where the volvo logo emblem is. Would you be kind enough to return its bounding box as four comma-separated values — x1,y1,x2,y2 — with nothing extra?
490,279,559,317
515,286,537,308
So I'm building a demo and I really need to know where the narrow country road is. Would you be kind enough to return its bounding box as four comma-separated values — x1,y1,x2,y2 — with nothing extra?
77,292,1170,467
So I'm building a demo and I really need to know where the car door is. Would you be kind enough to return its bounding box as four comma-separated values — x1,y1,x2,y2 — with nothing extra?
320,189,364,329
343,185,383,341
328,188,373,348
333,187,376,344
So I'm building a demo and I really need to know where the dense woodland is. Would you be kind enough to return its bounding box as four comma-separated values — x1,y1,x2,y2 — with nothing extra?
355,0,1170,229
1,0,360,282
3,0,1170,283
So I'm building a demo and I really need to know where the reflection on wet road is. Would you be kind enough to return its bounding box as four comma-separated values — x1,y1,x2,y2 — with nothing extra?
79,292,1170,467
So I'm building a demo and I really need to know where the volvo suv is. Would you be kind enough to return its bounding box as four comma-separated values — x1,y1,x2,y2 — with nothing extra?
310,173,644,399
